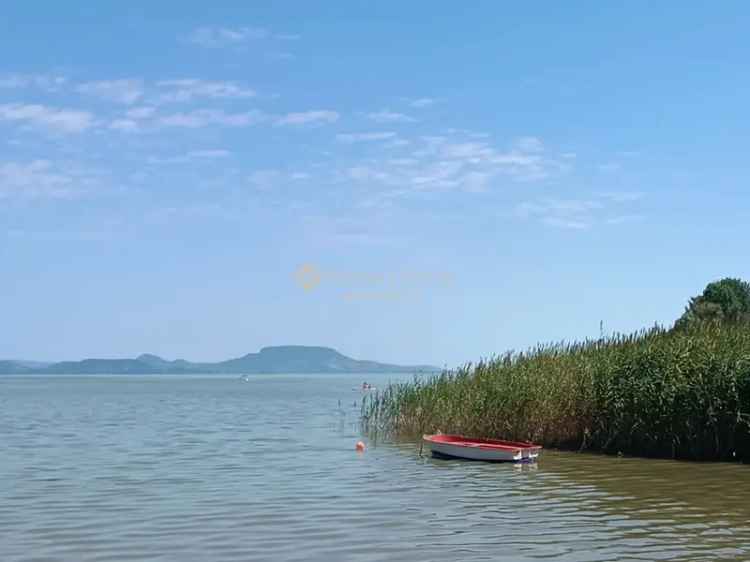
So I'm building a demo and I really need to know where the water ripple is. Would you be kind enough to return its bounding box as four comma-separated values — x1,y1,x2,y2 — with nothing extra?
2,374,750,561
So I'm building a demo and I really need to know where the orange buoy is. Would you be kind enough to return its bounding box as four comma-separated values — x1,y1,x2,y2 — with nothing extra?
355,440,366,452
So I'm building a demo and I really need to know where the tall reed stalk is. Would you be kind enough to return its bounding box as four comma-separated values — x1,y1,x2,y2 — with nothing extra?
362,324,750,461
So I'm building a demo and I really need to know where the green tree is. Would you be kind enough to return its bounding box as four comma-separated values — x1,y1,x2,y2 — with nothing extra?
675,278,750,329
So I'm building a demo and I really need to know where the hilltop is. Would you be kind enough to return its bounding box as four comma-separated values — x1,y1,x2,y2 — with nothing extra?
0,346,439,375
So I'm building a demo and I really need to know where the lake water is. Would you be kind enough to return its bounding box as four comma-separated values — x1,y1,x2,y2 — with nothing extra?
2,374,750,561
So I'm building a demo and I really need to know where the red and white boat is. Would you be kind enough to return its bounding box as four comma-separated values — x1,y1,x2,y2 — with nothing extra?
423,434,542,462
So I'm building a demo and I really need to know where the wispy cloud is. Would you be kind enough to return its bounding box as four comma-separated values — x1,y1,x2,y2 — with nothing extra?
515,199,603,230
248,169,281,190
158,109,265,128
155,79,256,103
408,97,436,108
516,194,644,230
340,133,568,205
598,162,622,173
275,110,339,126
336,131,397,143
188,149,231,159
109,119,139,132
248,169,311,190
542,217,591,230
0,74,67,91
125,106,156,119
605,214,644,225
77,79,144,104
111,106,339,131
597,191,645,203
109,106,158,131
0,103,95,133
147,149,231,164
0,160,76,198
266,52,296,61
366,109,416,123
514,136,544,152
186,26,299,48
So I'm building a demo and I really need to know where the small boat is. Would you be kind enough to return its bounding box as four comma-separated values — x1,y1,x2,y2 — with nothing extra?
423,434,541,462
353,384,376,392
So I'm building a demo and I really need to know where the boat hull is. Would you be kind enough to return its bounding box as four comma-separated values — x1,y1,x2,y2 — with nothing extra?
423,434,541,462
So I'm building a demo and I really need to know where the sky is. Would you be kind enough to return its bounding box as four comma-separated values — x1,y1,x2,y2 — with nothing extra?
2,2,750,366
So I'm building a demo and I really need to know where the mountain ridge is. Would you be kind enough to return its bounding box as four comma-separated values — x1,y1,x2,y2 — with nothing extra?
0,345,439,375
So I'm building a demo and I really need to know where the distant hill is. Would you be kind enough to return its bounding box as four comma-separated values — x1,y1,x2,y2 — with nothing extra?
0,361,30,374
1,346,439,375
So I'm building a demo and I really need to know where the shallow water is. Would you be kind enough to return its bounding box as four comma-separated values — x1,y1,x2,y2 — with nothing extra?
1,374,749,561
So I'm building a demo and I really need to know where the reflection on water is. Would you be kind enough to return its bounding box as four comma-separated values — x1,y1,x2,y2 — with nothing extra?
1,374,748,562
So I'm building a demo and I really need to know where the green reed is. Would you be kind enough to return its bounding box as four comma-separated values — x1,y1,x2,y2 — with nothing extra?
362,323,750,461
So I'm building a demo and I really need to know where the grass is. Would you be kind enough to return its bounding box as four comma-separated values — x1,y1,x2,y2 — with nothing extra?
362,323,750,461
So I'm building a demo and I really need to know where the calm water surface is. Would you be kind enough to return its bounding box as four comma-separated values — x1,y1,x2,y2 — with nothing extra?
2,374,750,561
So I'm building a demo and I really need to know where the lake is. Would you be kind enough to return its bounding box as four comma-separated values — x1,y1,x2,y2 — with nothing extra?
2,373,749,561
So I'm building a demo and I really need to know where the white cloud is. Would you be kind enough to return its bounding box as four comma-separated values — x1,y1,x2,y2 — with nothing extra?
110,106,158,131
0,74,67,91
598,162,622,173
515,199,601,230
409,97,436,108
0,160,74,199
158,109,264,128
516,199,603,219
125,106,156,119
514,136,544,152
388,158,419,166
340,132,568,202
275,110,339,126
187,26,269,47
384,138,411,148
606,214,644,225
186,26,298,48
77,79,144,104
336,131,397,143
248,169,311,189
366,109,416,123
0,103,95,133
248,169,280,190
109,119,140,132
543,217,590,230
408,135,554,183
147,149,231,164
187,149,231,159
156,79,256,102
598,191,645,203
440,141,494,160
515,195,643,230
267,52,296,61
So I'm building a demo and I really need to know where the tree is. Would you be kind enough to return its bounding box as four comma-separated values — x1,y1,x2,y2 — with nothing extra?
675,278,750,329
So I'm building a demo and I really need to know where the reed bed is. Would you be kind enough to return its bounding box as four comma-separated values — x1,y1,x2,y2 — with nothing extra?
362,323,750,461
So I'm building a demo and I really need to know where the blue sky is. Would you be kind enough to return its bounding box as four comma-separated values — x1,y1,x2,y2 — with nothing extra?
2,2,749,366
